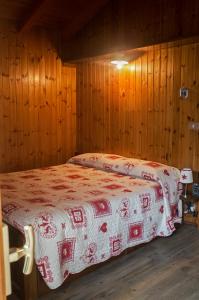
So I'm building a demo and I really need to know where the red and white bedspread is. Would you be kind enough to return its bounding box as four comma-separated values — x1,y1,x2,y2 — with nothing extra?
1,153,182,289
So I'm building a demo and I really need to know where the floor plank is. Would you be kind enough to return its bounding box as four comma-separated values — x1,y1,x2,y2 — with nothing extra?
10,225,199,300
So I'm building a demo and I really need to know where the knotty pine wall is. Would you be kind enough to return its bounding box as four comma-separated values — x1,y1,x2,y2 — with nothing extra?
77,38,199,171
0,22,76,173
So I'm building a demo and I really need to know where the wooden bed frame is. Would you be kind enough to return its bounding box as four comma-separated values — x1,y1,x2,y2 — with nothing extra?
8,224,148,300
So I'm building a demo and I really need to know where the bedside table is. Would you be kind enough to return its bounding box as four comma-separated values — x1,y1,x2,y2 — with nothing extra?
180,193,199,228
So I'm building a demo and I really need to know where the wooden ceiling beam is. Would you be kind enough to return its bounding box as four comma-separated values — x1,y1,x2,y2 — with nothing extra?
18,0,50,34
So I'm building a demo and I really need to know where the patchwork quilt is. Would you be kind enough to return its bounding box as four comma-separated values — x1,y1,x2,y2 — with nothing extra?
1,153,182,289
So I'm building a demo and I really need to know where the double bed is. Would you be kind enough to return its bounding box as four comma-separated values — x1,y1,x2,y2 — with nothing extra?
1,153,182,298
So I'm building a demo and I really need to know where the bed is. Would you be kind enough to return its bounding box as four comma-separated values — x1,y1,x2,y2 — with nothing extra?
1,153,182,299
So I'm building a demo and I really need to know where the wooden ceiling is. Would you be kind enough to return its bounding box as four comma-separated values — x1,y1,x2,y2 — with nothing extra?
0,0,110,40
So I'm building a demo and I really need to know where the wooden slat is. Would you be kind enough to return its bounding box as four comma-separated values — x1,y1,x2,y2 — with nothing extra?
171,44,182,168
140,51,148,160
147,46,154,161
128,60,136,158
153,45,161,162
135,56,142,158
165,45,174,164
159,45,168,163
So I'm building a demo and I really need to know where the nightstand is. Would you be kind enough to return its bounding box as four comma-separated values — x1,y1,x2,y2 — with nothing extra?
180,193,199,228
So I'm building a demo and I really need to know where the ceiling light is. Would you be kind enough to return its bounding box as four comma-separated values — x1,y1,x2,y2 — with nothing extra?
111,60,128,69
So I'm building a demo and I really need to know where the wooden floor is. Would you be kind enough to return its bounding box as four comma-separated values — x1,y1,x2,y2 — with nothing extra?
11,225,199,300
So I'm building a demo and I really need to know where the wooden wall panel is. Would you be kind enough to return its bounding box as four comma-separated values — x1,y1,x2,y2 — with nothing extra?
77,39,199,171
0,22,76,173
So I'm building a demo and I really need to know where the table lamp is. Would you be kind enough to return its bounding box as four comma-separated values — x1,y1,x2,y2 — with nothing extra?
180,168,193,198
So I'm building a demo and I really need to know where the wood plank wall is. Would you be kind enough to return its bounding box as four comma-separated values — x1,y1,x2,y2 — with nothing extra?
0,22,76,173
77,39,199,171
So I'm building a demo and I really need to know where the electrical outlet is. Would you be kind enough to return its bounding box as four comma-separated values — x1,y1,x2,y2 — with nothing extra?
180,87,189,98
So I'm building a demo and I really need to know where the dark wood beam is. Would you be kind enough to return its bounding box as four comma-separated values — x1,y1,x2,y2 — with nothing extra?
18,0,50,34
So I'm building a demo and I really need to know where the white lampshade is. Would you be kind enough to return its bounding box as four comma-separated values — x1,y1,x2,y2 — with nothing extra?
180,168,193,184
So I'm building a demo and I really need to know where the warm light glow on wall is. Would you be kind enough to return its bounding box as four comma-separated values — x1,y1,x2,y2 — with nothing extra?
111,60,128,70
129,64,136,71
128,64,142,72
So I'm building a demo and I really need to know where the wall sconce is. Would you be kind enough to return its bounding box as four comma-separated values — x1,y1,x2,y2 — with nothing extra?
180,168,193,198
111,60,128,70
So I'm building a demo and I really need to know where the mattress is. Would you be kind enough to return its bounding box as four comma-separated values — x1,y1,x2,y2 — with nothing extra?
1,153,182,289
